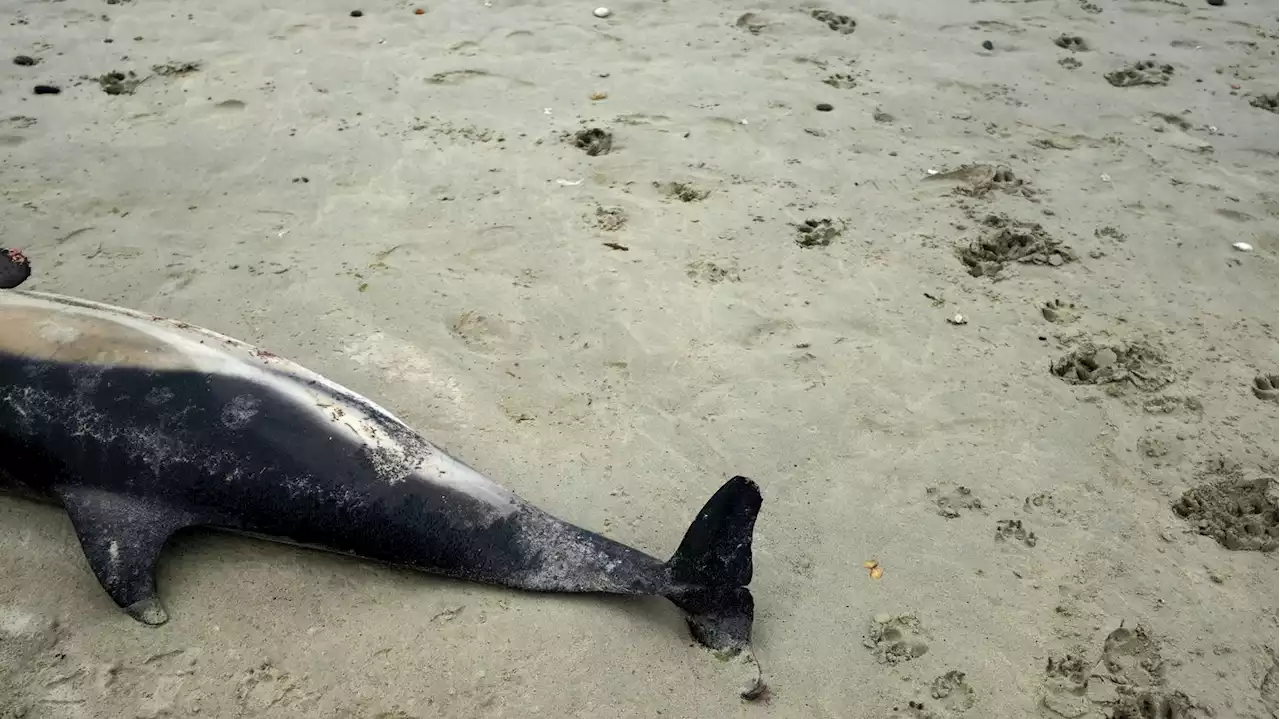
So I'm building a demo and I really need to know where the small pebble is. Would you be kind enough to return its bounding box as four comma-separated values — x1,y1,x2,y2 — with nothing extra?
593,7,611,17
1232,242,1253,252
982,40,994,50
350,9,363,17
816,103,833,112
33,84,61,95
13,55,37,66
1206,0,1224,6
414,7,425,14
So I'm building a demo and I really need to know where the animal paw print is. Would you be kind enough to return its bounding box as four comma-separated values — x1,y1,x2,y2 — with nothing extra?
1041,299,1079,324
237,662,296,712
1252,373,1278,401
1112,690,1195,719
1053,35,1089,52
995,519,1037,547
809,9,856,34
1105,60,1174,87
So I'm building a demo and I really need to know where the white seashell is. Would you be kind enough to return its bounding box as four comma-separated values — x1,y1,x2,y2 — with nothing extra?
1232,242,1253,252
594,7,611,17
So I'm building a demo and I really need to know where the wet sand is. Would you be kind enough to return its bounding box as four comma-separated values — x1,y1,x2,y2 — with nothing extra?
1,0,1277,717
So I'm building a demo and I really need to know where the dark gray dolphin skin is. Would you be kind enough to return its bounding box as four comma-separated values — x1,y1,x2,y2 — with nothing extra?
0,275,765,696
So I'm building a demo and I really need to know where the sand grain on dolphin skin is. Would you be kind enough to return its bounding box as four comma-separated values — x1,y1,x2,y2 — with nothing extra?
0,284,766,699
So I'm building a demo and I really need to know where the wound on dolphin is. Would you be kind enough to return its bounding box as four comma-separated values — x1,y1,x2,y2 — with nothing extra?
0,287,767,698
0,248,31,289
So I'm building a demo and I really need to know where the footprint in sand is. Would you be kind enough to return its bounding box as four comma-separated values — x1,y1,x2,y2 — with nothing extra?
1041,650,1099,718
925,164,1033,199
1054,35,1090,52
589,205,628,232
734,12,774,35
1042,626,1197,718
1262,657,1278,716
1097,626,1199,718
1,115,37,129
995,518,1038,548
928,485,984,519
448,310,519,356
890,670,976,718
425,69,531,87
1140,394,1203,416
824,72,859,89
930,670,977,715
794,218,846,248
1171,476,1278,551
865,613,930,664
1250,93,1279,114
686,259,741,285
1050,341,1174,392
1105,61,1174,88
654,181,710,203
1023,492,1070,520
739,318,796,349
1100,625,1165,687
1251,373,1279,401
1041,299,1080,324
237,661,297,713
957,215,1076,278
1110,689,1195,718
809,9,856,34
570,127,613,156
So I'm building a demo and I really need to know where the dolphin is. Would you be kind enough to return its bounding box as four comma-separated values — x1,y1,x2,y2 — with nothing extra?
0,259,764,697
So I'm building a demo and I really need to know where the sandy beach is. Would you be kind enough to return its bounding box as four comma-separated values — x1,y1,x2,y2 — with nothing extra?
2,0,1278,716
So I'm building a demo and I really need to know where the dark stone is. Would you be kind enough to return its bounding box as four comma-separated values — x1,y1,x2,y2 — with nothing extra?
13,55,37,66
982,40,994,50
33,85,61,95
350,9,363,16
816,103,833,112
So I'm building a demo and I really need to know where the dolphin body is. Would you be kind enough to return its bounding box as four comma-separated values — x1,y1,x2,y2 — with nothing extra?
0,281,764,696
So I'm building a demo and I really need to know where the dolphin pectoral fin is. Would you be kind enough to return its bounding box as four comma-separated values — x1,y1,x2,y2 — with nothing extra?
57,487,196,626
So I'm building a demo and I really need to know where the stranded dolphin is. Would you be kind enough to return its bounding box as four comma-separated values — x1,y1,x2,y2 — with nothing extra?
0,274,764,696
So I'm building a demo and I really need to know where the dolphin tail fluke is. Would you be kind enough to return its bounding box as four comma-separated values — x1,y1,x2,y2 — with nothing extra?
664,475,764,698
666,475,760,592
666,478,759,634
